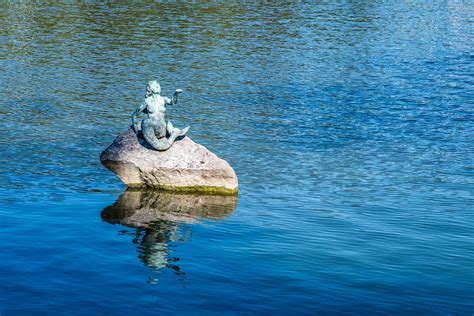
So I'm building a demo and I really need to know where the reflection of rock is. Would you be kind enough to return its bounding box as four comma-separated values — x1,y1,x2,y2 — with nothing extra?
100,127,238,194
101,189,238,227
101,189,237,271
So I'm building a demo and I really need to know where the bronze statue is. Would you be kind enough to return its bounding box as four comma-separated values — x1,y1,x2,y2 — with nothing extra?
132,81,189,151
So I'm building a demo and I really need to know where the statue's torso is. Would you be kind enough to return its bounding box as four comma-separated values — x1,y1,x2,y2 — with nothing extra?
145,95,165,121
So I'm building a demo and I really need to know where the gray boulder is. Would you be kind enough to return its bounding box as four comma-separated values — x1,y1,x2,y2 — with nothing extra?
100,126,238,194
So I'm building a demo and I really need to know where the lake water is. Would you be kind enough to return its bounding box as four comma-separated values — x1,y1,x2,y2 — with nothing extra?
1,2,473,315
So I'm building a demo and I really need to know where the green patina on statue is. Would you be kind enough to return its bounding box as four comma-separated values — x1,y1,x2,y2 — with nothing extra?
132,81,189,151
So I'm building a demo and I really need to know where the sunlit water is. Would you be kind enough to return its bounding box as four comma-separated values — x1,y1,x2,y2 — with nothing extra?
1,2,473,315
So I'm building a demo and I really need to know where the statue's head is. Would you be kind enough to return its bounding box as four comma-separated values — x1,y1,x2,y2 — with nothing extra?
146,80,161,96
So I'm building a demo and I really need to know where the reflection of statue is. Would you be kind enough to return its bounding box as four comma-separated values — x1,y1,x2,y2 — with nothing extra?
101,189,237,272
131,81,189,151
131,222,180,271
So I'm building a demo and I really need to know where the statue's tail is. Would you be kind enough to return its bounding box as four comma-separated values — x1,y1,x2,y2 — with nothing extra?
168,121,190,138
142,120,189,151
141,119,171,151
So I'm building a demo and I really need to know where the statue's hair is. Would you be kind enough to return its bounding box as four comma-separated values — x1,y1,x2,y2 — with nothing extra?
146,80,161,95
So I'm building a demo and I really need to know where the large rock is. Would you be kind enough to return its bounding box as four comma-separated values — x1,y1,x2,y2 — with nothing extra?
100,126,238,194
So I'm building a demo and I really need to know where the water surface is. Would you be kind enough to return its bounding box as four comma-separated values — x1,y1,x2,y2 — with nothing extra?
0,2,473,315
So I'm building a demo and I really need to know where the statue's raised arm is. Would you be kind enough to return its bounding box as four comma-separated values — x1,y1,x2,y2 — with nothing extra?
165,89,183,106
131,80,189,151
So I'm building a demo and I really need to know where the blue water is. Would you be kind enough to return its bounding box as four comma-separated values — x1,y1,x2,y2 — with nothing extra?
1,2,473,315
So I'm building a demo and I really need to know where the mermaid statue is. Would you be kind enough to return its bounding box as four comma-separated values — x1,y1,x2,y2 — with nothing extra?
132,81,190,151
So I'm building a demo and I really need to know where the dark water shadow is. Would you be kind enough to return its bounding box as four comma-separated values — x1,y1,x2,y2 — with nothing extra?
101,189,237,275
